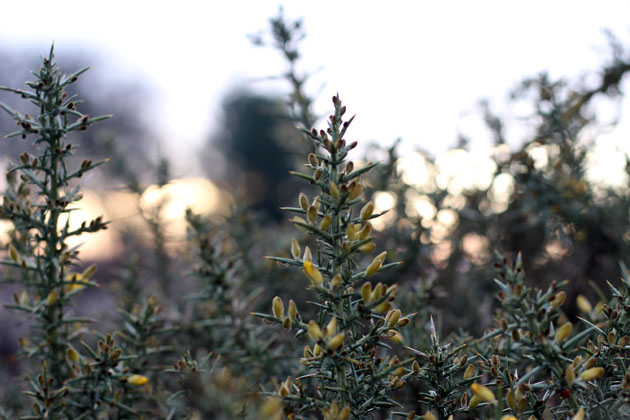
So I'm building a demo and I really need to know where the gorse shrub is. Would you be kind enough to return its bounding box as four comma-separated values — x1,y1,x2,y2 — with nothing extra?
255,95,414,419
0,46,155,419
1,11,630,420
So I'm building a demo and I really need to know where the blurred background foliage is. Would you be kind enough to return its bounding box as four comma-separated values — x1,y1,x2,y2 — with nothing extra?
0,8,630,419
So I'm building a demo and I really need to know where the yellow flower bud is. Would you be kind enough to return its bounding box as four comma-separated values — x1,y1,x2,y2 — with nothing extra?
566,364,575,386
572,408,585,420
291,238,301,259
471,383,496,403
46,289,58,306
388,330,404,344
272,296,284,319
303,246,312,262
304,346,313,358
279,383,290,396
374,301,391,314
127,374,149,386
328,333,345,350
360,201,374,220
500,416,517,420
66,347,80,363
365,251,387,277
412,360,421,375
307,205,318,223
386,309,401,328
299,192,309,211
576,295,592,314
555,322,573,343
322,401,339,420
260,397,282,419
329,182,340,200
506,389,515,409
358,223,372,241
358,241,376,253
82,265,97,280
9,244,19,263
550,291,566,309
370,282,385,302
312,195,321,211
110,348,122,359
324,317,337,338
291,216,309,232
463,364,475,379
347,223,360,241
308,153,318,167
386,284,398,299
608,331,617,346
313,343,322,356
330,274,342,289
581,367,605,381
424,412,436,420
303,261,323,285
288,299,297,320
319,214,332,231
397,317,410,328
349,181,362,200
468,394,481,408
308,320,322,341
282,317,291,329
361,282,372,302
338,407,350,420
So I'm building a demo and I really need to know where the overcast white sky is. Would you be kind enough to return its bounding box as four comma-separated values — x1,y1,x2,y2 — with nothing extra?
1,1,629,175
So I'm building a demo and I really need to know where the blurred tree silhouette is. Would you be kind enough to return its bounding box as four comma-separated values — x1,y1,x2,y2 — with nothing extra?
205,90,301,221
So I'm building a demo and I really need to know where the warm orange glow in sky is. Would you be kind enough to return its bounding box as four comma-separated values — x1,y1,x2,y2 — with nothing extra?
0,178,231,261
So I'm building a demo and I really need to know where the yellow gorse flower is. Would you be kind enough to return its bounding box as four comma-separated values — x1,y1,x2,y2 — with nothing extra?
572,408,585,420
322,401,350,420
576,295,592,313
360,201,374,221
308,320,322,341
365,251,387,277
127,374,149,386
423,412,437,420
328,333,345,350
550,291,566,309
471,383,496,403
303,260,323,285
46,289,58,306
463,364,475,379
66,347,80,363
291,238,301,259
272,296,284,319
259,397,282,420
555,322,573,343
581,367,605,381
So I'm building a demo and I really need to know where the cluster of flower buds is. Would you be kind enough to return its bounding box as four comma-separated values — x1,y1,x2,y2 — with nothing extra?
271,296,299,329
